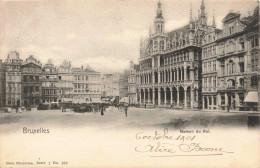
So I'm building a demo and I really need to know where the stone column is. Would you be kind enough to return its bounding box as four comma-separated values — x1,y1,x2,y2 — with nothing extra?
152,72,155,84
177,68,179,81
170,70,172,82
139,90,142,105
202,95,205,109
191,89,194,108
163,70,166,83
184,68,187,81
135,92,138,105
164,88,167,105
170,87,173,105
148,74,150,84
207,96,209,110
152,88,155,105
148,89,150,105
190,69,194,81
158,89,161,106
225,93,228,108
181,68,183,81
144,89,146,105
168,70,170,82
184,88,187,108
158,71,161,84
177,87,179,106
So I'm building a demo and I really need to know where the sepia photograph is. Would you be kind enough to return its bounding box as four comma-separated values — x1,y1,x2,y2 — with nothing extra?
0,0,259,167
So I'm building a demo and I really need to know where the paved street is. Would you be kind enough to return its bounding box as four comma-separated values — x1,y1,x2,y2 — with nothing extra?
0,107,259,133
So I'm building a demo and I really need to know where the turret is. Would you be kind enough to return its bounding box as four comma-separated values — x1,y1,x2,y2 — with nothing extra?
154,1,165,34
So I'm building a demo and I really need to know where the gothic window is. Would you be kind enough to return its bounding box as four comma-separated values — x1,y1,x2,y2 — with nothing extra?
160,40,164,50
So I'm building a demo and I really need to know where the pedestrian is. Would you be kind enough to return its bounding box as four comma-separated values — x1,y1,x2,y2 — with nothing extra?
144,103,146,108
124,105,128,117
101,104,104,116
227,103,230,112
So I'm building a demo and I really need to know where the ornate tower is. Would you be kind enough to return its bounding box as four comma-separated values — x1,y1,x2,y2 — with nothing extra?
154,1,164,34
199,0,207,28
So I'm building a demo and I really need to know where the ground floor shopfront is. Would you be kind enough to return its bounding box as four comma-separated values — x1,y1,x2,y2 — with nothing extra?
202,90,259,111
136,85,202,109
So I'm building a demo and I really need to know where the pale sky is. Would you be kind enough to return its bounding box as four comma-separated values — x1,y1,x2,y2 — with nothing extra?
0,0,257,73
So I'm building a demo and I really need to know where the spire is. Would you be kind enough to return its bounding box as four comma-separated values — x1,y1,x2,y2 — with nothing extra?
212,9,216,28
200,0,205,16
189,3,193,22
156,0,163,19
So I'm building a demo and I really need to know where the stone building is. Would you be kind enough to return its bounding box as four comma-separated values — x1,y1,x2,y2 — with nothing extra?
21,55,42,107
41,59,59,103
102,73,120,97
203,5,259,112
0,59,6,107
57,60,73,102
119,70,129,99
201,15,222,110
72,65,101,103
136,1,208,108
128,61,139,105
5,51,22,107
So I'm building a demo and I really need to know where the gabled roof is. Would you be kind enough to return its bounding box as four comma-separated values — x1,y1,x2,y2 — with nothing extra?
222,12,241,23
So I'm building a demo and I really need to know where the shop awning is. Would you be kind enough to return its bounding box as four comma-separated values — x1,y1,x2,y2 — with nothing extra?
244,91,259,103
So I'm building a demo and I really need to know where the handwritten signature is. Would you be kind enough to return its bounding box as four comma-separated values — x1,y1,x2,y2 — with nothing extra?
135,129,233,157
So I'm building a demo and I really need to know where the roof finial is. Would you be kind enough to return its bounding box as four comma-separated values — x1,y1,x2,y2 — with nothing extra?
190,3,193,22
212,9,216,27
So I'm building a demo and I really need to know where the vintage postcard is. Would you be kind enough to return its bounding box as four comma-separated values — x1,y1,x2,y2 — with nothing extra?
0,0,259,167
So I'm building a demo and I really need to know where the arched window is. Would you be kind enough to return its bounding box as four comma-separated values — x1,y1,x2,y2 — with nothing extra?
160,40,164,50
227,60,235,74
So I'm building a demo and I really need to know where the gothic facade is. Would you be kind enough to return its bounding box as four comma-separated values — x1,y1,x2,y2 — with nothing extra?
136,1,209,109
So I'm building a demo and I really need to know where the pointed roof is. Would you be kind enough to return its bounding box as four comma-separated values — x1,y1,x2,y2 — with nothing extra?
222,12,241,23
156,0,163,19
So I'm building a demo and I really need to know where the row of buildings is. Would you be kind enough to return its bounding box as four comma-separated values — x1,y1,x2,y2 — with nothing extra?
0,0,259,112
131,0,259,111
0,52,102,107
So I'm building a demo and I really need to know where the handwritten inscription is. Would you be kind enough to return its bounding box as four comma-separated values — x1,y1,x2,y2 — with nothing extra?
135,129,233,157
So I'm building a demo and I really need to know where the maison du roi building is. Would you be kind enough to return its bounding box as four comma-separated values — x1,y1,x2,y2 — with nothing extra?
136,0,259,111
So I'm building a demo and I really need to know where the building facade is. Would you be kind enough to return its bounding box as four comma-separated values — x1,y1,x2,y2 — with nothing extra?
21,56,42,107
72,66,101,103
57,60,73,102
136,1,208,108
201,18,222,110
0,59,6,107
41,59,59,103
102,73,120,97
202,4,259,111
119,70,129,98
5,51,22,107
128,61,139,104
